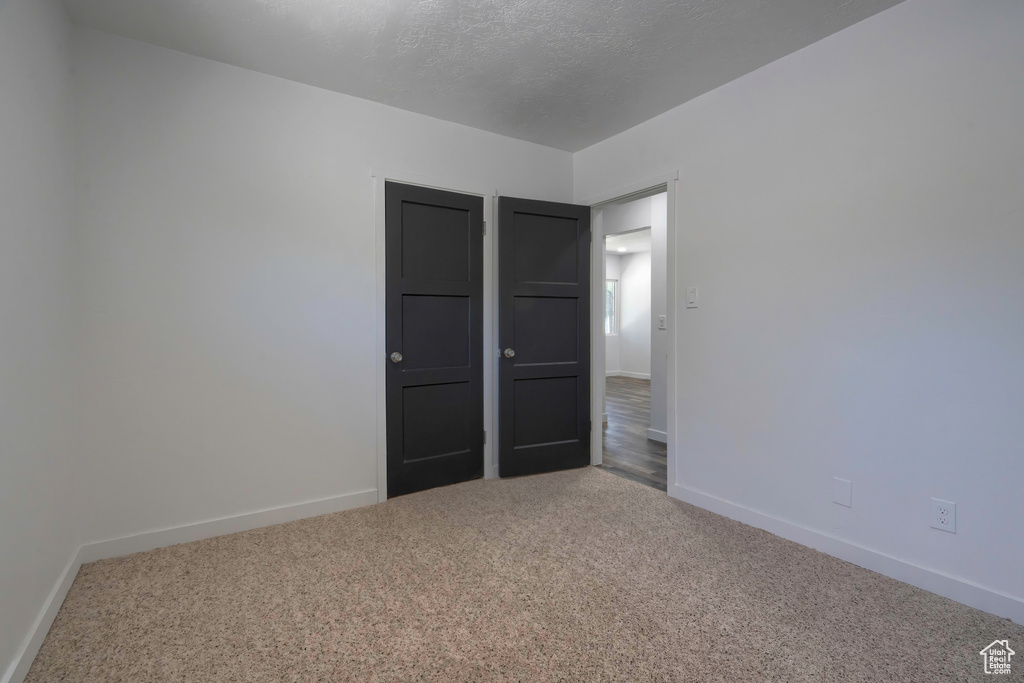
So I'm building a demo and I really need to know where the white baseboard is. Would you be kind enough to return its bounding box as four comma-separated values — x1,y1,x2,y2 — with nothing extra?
2,549,84,683
2,489,377,683
669,482,1024,624
78,489,378,564
647,429,667,443
607,371,651,380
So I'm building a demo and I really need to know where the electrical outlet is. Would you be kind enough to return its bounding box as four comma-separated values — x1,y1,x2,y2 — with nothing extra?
930,498,956,533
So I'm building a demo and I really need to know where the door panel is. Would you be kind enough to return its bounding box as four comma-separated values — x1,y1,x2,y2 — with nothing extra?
513,297,579,364
513,213,580,284
514,377,579,446
400,202,471,282
499,197,591,478
401,295,470,370
386,182,483,497
401,383,472,462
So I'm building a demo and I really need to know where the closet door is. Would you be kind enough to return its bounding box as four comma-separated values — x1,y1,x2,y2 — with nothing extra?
385,182,484,496
498,196,591,477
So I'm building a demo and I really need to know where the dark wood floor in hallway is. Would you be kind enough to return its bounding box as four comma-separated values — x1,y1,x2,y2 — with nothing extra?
600,376,667,491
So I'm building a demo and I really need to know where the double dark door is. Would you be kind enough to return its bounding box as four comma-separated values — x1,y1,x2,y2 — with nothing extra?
385,182,589,497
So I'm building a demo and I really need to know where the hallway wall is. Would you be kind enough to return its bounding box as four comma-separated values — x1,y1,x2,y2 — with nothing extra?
605,254,621,374
618,251,652,378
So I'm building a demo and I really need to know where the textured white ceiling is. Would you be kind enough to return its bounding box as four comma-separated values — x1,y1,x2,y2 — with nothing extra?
61,0,903,151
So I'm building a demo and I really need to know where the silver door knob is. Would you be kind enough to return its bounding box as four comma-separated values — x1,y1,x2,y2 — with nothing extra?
503,348,516,359
390,351,403,363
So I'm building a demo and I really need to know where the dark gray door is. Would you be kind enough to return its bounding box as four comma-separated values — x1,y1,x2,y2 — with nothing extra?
498,196,591,477
386,182,484,497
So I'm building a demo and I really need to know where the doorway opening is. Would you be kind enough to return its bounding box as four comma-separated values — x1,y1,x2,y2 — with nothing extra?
595,191,669,491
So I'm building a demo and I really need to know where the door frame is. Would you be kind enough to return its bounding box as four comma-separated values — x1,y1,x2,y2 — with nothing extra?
579,170,679,492
372,168,500,503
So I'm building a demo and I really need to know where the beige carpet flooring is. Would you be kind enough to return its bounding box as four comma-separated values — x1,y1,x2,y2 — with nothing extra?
28,468,1022,682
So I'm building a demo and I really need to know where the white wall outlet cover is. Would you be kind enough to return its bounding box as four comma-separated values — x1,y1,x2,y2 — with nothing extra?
658,314,667,330
686,286,698,308
930,498,957,533
832,477,852,507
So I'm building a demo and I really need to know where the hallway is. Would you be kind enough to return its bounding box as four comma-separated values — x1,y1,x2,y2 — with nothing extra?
600,376,667,491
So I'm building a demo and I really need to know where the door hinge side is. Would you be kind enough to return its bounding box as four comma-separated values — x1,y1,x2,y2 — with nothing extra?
483,430,487,445
482,220,487,235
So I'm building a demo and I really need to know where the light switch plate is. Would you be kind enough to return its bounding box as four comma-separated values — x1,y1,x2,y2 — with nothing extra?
686,287,698,308
658,315,667,330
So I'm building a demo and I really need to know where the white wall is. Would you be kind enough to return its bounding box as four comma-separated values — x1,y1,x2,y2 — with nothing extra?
604,254,621,374
574,0,1024,617
0,0,78,675
72,28,574,545
648,193,668,436
618,251,652,378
